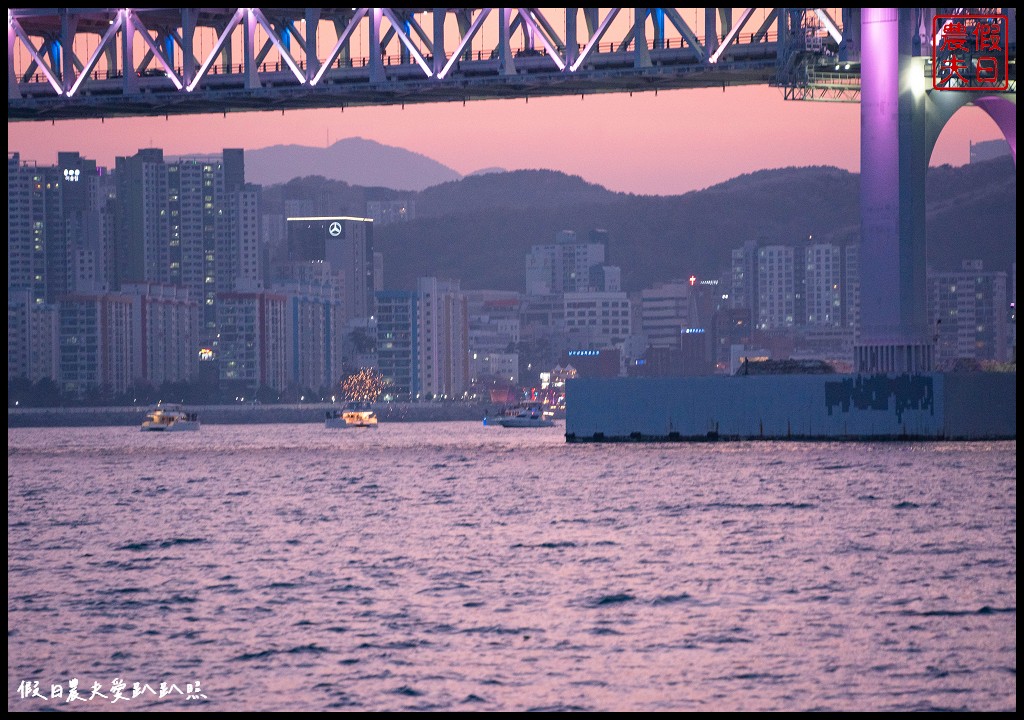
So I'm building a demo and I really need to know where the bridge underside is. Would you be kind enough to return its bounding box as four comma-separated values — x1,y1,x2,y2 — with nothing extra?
10,64,782,122
9,8,790,122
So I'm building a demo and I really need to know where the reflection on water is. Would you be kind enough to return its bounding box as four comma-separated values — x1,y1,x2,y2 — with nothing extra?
7,424,1016,711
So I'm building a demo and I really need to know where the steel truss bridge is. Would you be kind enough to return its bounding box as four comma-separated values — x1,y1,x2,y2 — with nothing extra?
9,7,869,122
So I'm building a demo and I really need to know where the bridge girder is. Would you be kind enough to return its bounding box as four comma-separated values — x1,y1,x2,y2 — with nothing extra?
8,7,793,121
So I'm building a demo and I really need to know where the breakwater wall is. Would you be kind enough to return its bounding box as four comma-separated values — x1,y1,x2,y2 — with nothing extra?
8,402,490,428
565,372,1015,442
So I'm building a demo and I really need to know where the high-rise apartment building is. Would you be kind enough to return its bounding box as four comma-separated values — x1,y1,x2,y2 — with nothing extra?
115,148,247,341
216,292,287,392
8,289,58,383
222,184,263,292
525,229,616,295
804,242,843,327
122,283,200,387
928,260,1008,364
375,290,419,400
9,151,105,305
279,282,345,393
757,245,797,330
8,153,48,305
418,277,469,399
58,293,134,397
843,244,860,333
730,240,758,313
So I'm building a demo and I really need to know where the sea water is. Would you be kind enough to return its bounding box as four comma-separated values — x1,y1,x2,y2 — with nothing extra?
7,423,1016,711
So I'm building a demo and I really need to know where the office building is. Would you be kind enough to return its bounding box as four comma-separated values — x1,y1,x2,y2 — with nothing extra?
286,216,374,323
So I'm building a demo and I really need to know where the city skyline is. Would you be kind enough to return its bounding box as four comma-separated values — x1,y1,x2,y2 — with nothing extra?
7,84,1007,196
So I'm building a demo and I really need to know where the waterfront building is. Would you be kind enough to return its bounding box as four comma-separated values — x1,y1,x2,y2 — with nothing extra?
466,290,521,354
122,283,200,387
58,292,134,397
215,291,287,393
467,290,521,390
8,289,58,383
375,290,419,400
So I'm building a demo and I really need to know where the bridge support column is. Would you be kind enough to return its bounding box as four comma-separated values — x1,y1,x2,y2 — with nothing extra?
857,9,1016,373
856,8,930,372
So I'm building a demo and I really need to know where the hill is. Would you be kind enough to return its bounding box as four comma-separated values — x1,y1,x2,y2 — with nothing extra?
259,157,1015,294
245,137,462,190
372,158,1015,292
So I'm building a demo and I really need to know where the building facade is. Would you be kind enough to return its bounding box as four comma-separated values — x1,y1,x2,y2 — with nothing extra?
58,293,134,397
215,292,287,393
286,216,374,323
418,277,469,399
928,260,1009,364
375,290,419,400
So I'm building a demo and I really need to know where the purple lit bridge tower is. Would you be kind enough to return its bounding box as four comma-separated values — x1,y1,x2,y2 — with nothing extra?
8,9,1017,376
855,8,1016,372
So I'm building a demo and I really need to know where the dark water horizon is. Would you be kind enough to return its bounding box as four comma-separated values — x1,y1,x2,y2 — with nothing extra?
8,423,1016,711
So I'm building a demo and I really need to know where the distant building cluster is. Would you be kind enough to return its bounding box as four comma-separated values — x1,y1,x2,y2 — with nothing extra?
7,148,1016,404
969,139,1012,164
726,238,1012,372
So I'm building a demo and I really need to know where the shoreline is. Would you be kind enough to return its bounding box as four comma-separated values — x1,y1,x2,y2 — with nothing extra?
8,402,491,428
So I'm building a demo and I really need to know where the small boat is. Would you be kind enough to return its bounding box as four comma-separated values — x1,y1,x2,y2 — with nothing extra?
326,401,379,429
483,403,555,428
141,403,200,432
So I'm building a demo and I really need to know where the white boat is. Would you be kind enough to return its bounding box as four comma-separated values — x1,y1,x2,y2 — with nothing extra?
326,401,379,429
140,403,200,432
483,404,555,428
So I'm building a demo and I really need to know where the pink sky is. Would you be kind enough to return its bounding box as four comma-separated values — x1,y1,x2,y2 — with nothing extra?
7,83,1005,196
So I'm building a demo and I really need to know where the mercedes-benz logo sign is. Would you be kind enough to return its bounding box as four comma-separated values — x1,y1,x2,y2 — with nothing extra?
328,221,343,237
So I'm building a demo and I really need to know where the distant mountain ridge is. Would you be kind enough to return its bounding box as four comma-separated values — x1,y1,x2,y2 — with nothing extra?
245,137,462,190
373,159,1015,293
256,157,1015,297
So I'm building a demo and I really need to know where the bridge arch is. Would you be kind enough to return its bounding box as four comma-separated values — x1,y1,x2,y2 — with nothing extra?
925,91,1017,166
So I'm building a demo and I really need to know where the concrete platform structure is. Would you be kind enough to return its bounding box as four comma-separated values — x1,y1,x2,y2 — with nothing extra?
565,373,1016,442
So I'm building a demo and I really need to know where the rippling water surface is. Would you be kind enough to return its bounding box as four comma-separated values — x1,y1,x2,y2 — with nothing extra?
7,423,1016,711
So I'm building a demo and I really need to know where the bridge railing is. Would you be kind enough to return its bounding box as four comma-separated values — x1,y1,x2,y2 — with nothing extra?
14,32,784,89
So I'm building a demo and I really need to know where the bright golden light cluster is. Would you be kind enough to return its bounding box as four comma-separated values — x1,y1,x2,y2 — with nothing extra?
341,367,388,402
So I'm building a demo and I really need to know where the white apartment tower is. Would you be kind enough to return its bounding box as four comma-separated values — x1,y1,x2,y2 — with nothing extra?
418,277,469,399
757,245,797,330
804,242,843,327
